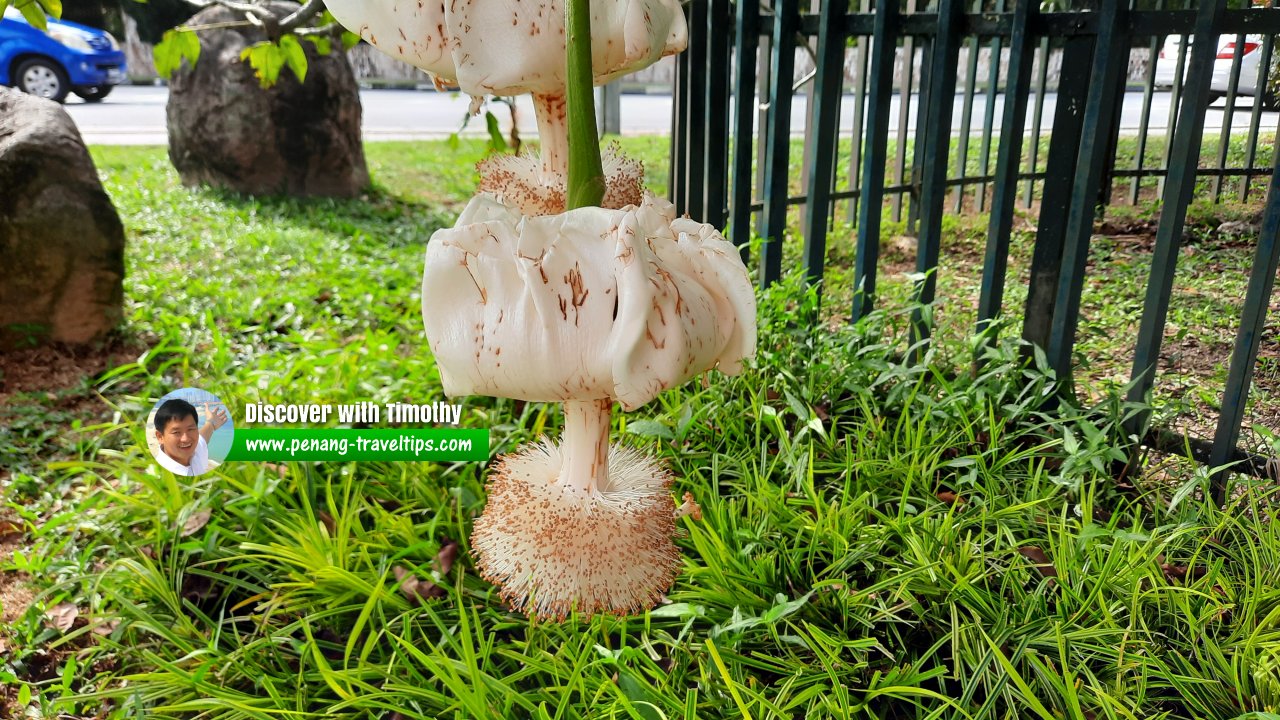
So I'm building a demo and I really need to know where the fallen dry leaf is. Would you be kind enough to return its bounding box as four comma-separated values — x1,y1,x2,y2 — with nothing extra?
936,490,963,505
45,602,79,632
1018,546,1059,579
180,509,212,538
91,619,120,637
393,565,446,603
0,520,23,542
316,511,337,535
435,539,459,575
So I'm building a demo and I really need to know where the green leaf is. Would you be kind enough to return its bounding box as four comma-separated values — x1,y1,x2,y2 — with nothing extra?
279,34,307,83
626,420,673,440
153,28,200,78
18,1,46,30
305,35,332,56
484,111,506,154
341,30,361,51
36,0,58,18
16,683,30,706
60,654,76,690
239,41,285,88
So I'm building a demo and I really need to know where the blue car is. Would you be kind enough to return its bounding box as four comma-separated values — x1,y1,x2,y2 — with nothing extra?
0,7,126,103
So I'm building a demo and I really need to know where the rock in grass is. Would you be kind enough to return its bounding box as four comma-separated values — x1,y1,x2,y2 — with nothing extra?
166,2,369,198
0,87,124,351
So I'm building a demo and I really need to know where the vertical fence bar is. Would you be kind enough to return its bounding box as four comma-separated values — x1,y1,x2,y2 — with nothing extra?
730,0,760,259
1023,36,1051,208
852,0,901,323
1158,28,1190,198
671,22,689,212
703,0,731,230
798,0,819,213
1046,0,1130,383
910,0,964,349
1022,35,1093,353
908,36,932,234
976,0,1006,214
892,0,919,223
1241,26,1276,203
954,32,981,213
976,0,1035,343
759,0,799,288
1208,139,1280,504
846,0,872,226
755,20,773,238
1125,0,1227,437
684,0,709,220
801,0,848,286
1129,0,1164,205
1213,32,1246,203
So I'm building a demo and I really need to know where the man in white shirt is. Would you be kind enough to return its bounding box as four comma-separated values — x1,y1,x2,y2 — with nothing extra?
153,398,228,476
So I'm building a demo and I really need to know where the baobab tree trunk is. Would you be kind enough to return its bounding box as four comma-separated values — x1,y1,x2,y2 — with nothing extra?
166,3,369,198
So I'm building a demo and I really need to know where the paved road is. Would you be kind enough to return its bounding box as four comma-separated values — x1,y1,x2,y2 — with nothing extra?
65,85,1279,144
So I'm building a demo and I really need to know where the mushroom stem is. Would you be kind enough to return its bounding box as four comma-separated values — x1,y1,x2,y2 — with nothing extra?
558,398,611,494
532,92,570,178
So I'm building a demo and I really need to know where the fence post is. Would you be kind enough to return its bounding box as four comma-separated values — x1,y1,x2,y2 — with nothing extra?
729,0,760,261
759,0,800,288
703,0,732,230
801,0,848,287
852,0,901,323
1124,0,1229,455
891,0,919,224
975,0,1036,348
1022,35,1092,356
684,0,708,220
670,7,690,212
909,0,963,351
845,0,872,228
1045,0,1130,384
1208,139,1280,504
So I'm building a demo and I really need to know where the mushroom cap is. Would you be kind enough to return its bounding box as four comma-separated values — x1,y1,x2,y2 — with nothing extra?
471,440,680,618
421,192,757,410
323,0,688,97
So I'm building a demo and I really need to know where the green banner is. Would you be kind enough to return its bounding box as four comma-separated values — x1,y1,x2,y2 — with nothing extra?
224,429,489,461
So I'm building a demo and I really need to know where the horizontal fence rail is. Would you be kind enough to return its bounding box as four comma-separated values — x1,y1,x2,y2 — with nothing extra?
672,0,1280,502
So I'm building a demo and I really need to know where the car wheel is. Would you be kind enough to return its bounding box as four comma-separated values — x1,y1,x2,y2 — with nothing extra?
14,58,69,103
73,84,113,103
1206,91,1226,105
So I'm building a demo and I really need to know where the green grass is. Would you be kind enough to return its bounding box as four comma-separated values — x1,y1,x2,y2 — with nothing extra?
1,139,1279,719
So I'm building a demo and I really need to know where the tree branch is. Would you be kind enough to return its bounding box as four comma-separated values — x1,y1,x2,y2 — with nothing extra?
280,0,326,32
183,0,274,21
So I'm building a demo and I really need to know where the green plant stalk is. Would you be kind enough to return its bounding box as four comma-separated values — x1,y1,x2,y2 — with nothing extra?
565,0,605,210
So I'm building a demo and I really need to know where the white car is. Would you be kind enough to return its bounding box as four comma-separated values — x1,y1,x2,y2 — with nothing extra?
1154,34,1278,108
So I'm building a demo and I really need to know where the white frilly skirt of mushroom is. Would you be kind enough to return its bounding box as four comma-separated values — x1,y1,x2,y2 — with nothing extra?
422,190,755,618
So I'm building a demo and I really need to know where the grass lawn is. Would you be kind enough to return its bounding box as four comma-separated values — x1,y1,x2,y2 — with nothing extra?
0,138,1278,719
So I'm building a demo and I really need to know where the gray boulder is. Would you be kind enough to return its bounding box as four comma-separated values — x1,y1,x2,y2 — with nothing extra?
0,87,125,351
167,3,369,197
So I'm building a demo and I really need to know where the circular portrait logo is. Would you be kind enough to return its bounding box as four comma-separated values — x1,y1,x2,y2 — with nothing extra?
146,388,233,477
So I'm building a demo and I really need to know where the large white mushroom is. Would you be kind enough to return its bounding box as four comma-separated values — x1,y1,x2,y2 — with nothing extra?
326,0,756,618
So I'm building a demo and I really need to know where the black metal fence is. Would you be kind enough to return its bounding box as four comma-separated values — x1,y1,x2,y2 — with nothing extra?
670,0,1280,501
